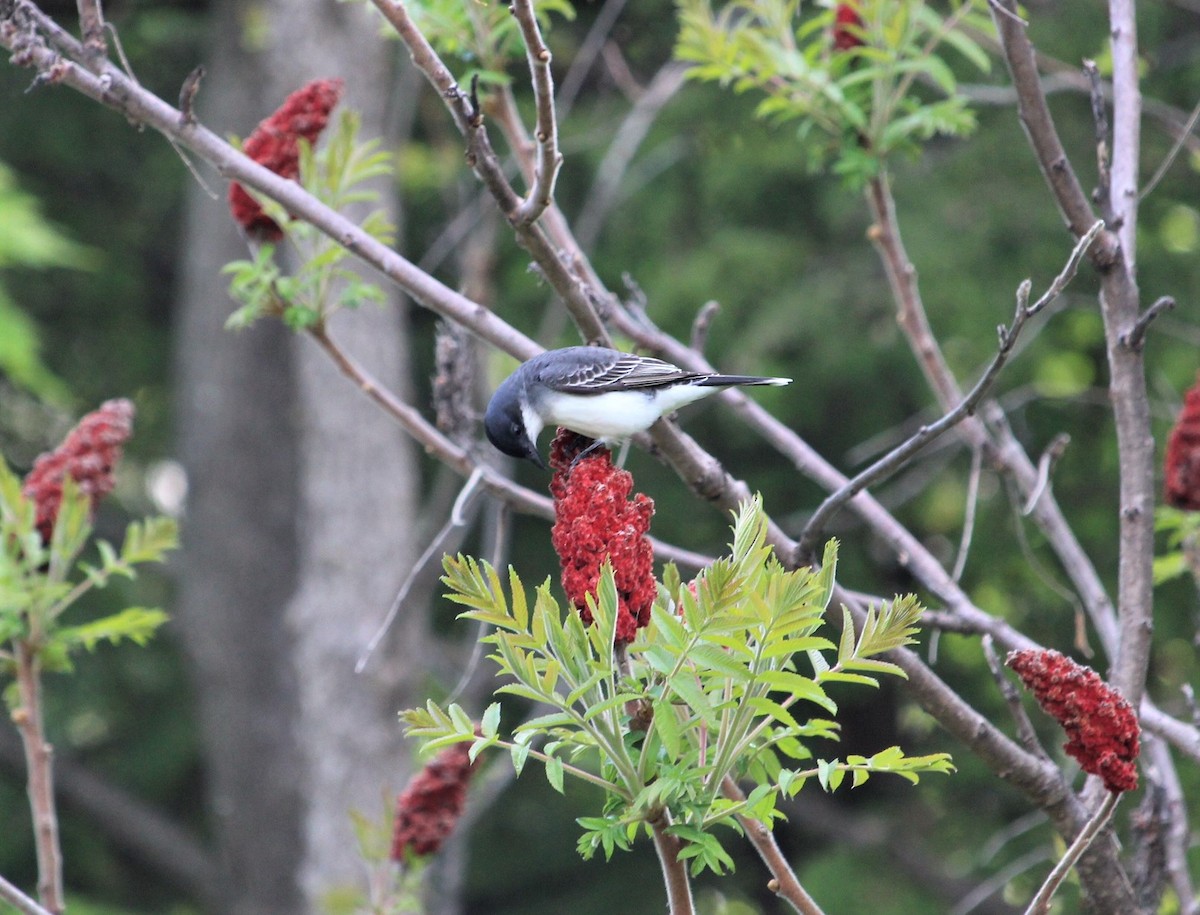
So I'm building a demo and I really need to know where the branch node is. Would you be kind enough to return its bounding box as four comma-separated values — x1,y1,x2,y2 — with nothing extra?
467,73,483,127
1121,296,1175,351
690,300,721,354
177,64,204,127
1021,433,1070,516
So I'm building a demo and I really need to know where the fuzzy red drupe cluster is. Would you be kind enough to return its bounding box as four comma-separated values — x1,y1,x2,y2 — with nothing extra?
549,430,656,646
832,2,865,51
21,398,135,544
228,78,344,241
1165,372,1200,510
1006,648,1140,794
390,741,478,861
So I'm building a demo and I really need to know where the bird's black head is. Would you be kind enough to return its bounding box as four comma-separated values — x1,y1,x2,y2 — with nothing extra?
484,379,547,469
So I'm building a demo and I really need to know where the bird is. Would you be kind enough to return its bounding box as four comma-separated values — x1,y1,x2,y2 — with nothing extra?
484,345,791,468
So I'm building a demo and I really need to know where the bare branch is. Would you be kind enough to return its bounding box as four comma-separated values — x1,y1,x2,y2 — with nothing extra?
800,222,1102,558
367,0,524,218
951,446,982,582
13,642,63,914
357,468,485,673
649,814,695,915
1024,792,1122,915
1107,0,1142,267
0,874,53,915
509,0,562,225
1141,737,1198,913
723,777,826,915
987,0,1109,248
1029,219,1106,312
1020,433,1069,517
866,172,964,411
1122,295,1176,352
74,0,104,65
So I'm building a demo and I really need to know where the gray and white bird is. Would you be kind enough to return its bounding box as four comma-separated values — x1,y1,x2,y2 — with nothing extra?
484,345,791,468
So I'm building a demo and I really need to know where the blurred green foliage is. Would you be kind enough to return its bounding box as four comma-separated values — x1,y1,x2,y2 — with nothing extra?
0,161,95,402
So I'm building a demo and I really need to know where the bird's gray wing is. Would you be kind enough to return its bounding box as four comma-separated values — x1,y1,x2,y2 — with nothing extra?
550,351,700,393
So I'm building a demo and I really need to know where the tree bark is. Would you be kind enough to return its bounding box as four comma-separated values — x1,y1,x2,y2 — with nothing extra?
174,1,425,910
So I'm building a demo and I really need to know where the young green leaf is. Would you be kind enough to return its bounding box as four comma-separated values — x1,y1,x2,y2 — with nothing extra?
57,607,168,651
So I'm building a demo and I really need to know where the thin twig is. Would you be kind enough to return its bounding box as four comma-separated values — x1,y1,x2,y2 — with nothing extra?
723,777,826,915
799,222,1101,558
509,0,562,225
1024,792,1121,915
555,0,630,115
356,467,485,673
1121,295,1176,352
446,502,510,705
982,636,1046,759
573,61,689,250
0,874,54,915
74,0,104,65
690,301,721,355
177,64,203,126
1020,433,1070,517
1141,95,1200,200
951,446,983,582
988,0,1106,245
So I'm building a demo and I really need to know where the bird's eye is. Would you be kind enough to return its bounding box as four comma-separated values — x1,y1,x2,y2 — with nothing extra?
511,422,521,434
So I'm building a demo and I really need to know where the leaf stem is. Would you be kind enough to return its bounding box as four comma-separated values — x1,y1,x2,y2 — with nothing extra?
489,737,627,796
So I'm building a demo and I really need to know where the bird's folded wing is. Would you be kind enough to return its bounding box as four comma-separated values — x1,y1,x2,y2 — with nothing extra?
551,353,698,392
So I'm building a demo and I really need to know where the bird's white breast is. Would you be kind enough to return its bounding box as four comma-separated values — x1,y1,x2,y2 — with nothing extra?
540,386,719,442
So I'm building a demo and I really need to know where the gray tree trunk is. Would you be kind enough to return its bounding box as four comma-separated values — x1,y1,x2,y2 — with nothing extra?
174,1,428,910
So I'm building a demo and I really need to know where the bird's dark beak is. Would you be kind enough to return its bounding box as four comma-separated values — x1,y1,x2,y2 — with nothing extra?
527,443,548,470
